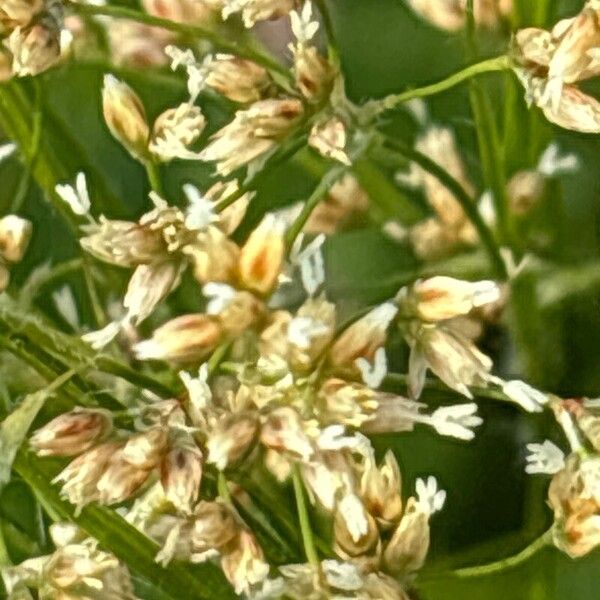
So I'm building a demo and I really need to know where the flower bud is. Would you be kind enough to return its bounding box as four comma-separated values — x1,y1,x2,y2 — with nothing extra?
360,450,403,527
191,501,239,554
221,530,269,595
184,227,240,284
134,313,222,363
206,413,260,470
329,302,398,367
0,0,43,31
548,453,600,558
334,495,380,559
122,427,168,469
7,19,62,77
309,117,350,165
383,497,430,575
30,408,112,457
161,445,203,513
102,74,150,161
317,379,379,428
293,46,334,102
205,54,271,103
0,214,32,263
238,213,285,295
507,169,546,215
398,276,501,322
216,290,266,335
260,407,314,461
149,102,205,162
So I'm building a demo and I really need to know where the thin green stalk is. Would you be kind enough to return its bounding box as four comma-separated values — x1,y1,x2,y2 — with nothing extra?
83,258,107,328
292,464,319,568
314,0,339,63
285,163,348,250
422,529,553,580
382,138,507,280
0,521,11,566
68,2,291,80
374,56,510,113
217,472,233,505
144,160,164,196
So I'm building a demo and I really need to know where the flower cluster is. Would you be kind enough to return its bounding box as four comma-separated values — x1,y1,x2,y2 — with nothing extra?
0,213,32,292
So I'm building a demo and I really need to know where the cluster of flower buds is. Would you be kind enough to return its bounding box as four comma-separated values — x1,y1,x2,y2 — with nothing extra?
513,0,600,133
406,0,512,32
0,213,32,292
0,0,68,77
1,523,138,599
525,398,600,558
396,126,478,260
102,74,205,163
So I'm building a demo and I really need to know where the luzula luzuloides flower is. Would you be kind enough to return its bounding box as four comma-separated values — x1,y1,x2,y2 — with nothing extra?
513,1,600,133
219,0,294,28
102,74,205,162
1,523,138,599
0,213,32,292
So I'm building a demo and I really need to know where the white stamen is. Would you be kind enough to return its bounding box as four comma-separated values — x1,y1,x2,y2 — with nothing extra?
525,440,565,475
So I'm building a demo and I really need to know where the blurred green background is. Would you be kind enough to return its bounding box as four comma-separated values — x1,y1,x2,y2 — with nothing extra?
1,0,600,598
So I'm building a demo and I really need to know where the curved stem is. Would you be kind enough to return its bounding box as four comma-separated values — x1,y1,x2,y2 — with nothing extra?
374,56,510,113
382,138,507,280
68,2,291,80
430,529,554,579
292,464,319,568
285,163,347,250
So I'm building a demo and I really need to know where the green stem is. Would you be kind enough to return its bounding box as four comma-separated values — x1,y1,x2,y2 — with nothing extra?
424,529,553,580
68,2,291,80
285,163,348,250
217,472,233,505
291,464,319,568
374,56,510,113
144,160,164,196
382,138,507,280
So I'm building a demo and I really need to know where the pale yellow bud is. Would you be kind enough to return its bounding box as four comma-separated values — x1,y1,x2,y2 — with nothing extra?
507,169,546,214
102,74,150,160
30,408,112,457
6,18,62,77
216,290,266,335
0,214,32,263
150,102,205,162
206,413,260,470
238,213,285,295
184,227,240,284
293,46,334,102
134,313,222,363
221,530,269,595
191,501,238,554
334,500,380,558
0,0,43,31
317,379,379,428
308,117,351,165
361,450,403,527
122,427,168,469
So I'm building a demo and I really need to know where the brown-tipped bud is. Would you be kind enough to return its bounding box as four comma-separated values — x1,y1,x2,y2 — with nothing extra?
293,46,334,102
95,445,154,505
221,530,269,596
309,117,351,165
149,102,205,162
206,413,260,470
7,18,63,77
329,302,398,367
102,74,150,161
134,313,222,363
548,453,600,558
191,501,239,554
238,213,285,295
361,450,403,528
80,217,165,268
161,445,203,513
122,427,168,469
507,169,546,215
383,497,430,575
53,441,122,509
30,408,112,457
334,494,380,558
0,214,32,263
205,54,271,103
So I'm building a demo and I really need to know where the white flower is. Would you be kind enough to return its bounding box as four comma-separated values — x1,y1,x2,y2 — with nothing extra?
501,379,548,413
180,363,212,411
355,346,388,389
288,316,329,349
296,234,326,296
183,184,218,230
525,440,566,475
317,426,370,455
52,285,80,330
537,143,579,177
82,321,122,350
203,282,236,315
0,142,17,163
429,403,483,441
338,493,369,543
290,0,319,44
322,559,364,591
415,476,446,514
55,172,91,217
